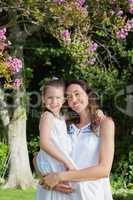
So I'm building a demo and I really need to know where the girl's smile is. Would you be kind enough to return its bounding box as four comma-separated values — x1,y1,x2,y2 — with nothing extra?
44,86,65,115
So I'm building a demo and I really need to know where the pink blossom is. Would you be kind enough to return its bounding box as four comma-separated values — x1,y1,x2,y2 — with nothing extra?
128,19,133,27
124,23,132,32
87,42,98,53
129,7,133,14
53,0,65,3
116,10,123,16
0,28,6,41
6,57,22,74
128,0,133,3
87,58,96,65
76,0,86,7
13,79,21,88
60,30,71,43
116,19,133,39
0,41,8,51
116,29,128,39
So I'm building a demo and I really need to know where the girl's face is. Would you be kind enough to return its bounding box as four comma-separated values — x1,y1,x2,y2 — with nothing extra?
66,84,89,114
43,86,65,115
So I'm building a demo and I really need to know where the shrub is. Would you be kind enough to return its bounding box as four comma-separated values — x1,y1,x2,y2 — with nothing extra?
0,143,8,180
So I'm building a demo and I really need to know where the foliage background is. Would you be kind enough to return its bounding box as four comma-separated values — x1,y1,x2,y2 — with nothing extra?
0,0,133,195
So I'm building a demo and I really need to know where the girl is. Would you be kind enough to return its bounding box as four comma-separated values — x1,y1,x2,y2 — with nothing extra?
36,80,76,200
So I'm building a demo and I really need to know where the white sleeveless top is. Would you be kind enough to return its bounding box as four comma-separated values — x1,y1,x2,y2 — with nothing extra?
36,112,75,200
67,123,113,200
36,112,73,174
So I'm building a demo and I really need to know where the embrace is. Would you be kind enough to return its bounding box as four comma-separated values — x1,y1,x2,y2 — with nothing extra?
33,79,115,200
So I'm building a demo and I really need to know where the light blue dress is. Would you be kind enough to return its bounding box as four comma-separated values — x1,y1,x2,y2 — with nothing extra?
36,112,75,200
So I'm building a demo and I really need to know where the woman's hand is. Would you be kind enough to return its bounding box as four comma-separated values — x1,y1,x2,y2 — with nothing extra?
40,178,74,193
43,172,61,188
95,109,106,123
54,182,75,193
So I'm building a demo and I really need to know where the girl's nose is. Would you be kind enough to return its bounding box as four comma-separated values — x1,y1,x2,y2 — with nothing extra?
52,98,57,104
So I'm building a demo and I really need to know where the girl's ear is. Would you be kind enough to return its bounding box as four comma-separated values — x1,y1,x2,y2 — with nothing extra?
42,96,45,105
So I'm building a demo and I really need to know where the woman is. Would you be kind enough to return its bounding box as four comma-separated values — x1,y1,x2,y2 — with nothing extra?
36,80,115,200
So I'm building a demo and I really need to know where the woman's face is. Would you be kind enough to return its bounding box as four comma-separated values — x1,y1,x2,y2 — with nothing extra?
66,84,89,114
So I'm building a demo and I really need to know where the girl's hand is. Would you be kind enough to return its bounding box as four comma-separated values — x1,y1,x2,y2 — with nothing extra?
43,172,61,188
95,109,106,123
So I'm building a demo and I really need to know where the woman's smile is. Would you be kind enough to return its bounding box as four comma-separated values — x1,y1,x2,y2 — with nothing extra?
66,84,89,113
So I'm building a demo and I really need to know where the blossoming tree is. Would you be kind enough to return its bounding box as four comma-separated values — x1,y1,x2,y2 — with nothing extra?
0,27,34,188
28,0,133,69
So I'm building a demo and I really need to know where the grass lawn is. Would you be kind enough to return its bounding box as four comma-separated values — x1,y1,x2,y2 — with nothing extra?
0,188,133,200
0,188,36,200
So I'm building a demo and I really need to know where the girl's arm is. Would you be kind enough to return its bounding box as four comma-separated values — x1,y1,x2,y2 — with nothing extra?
33,155,43,178
39,112,76,170
43,117,115,187
33,155,75,193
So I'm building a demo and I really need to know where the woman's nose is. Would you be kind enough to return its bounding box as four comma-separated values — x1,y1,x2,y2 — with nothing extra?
71,95,77,103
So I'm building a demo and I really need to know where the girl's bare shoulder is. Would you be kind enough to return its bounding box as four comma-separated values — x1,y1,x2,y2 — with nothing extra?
40,111,54,121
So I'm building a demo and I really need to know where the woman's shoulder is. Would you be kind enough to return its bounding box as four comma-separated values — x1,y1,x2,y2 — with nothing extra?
99,117,115,136
101,116,114,127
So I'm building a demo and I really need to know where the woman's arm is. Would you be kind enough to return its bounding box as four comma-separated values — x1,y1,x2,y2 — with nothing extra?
43,117,115,187
39,112,76,170
61,117,115,181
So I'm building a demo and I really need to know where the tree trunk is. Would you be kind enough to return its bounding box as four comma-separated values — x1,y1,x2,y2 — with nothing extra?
3,24,36,189
4,101,34,189
1,6,41,188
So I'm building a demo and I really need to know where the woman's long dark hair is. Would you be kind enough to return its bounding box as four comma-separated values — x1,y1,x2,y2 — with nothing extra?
65,80,100,132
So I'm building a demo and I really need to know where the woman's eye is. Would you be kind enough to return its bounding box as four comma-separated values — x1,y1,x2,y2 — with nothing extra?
66,96,71,100
75,93,80,97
